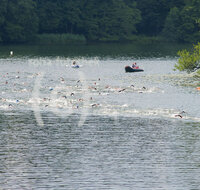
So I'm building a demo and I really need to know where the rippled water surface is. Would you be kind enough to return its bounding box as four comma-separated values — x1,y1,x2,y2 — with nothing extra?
0,44,200,189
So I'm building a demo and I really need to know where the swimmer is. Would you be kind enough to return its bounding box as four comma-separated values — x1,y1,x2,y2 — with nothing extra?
175,114,183,118
91,103,99,107
118,88,126,92
73,61,76,65
72,61,79,68
88,86,97,90
180,111,186,114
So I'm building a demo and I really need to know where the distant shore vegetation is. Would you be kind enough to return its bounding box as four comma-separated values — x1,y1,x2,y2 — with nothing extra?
175,42,200,74
35,34,86,45
0,0,199,45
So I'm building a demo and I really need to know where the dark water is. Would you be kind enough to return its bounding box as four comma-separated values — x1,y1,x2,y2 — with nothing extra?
0,43,200,189
0,42,191,58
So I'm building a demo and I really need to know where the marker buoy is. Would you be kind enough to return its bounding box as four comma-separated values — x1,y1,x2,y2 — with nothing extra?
10,51,13,56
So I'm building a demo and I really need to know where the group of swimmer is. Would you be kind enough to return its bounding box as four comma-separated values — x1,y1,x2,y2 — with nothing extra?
1,58,188,119
1,69,149,110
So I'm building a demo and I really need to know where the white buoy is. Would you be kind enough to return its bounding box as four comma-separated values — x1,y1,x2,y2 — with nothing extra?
10,51,13,56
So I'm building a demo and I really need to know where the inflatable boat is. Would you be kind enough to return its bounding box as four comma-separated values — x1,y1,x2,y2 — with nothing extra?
125,66,144,72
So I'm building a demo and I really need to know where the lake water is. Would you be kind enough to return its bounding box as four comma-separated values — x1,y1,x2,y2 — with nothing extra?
0,43,200,190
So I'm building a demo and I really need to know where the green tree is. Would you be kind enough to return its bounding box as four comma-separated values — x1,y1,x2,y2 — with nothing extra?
175,42,200,72
162,7,182,42
80,0,141,41
135,0,185,36
0,0,7,42
60,0,82,34
3,0,38,43
136,0,169,35
37,0,63,33
162,0,200,42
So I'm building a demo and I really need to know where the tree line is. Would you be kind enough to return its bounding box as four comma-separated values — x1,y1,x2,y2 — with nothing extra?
0,0,199,44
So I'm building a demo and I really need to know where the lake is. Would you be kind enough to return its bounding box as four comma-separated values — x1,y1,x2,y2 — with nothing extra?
0,43,200,190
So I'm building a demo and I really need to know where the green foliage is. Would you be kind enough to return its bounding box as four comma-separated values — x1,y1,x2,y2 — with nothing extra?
0,0,199,44
2,0,38,43
135,0,179,36
195,69,200,77
175,42,200,72
162,7,182,42
36,33,86,45
0,0,7,42
162,0,200,43
80,0,141,41
60,0,82,34
37,0,63,33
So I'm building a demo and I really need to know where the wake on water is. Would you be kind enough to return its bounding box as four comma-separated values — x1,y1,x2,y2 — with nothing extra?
0,57,200,125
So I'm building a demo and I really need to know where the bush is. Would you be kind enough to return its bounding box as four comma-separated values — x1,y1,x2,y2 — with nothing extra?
175,42,200,73
35,33,86,45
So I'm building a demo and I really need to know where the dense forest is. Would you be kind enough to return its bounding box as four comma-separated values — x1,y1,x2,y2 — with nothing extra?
0,0,200,44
